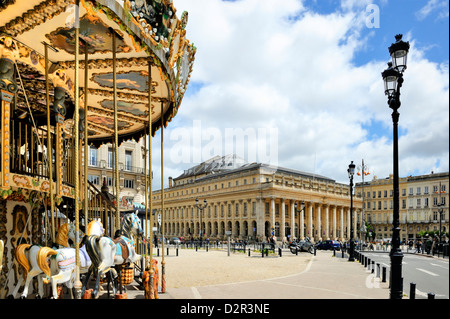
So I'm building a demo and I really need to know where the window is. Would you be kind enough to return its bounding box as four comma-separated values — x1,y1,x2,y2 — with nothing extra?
424,198,429,207
124,179,134,189
243,203,247,216
88,175,100,185
424,186,429,194
235,203,239,217
125,150,132,171
108,148,114,168
402,189,406,196
416,187,421,195
89,147,98,166
384,190,387,197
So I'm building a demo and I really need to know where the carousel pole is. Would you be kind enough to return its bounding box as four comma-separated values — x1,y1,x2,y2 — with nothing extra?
83,39,89,225
73,0,82,299
110,27,125,298
110,27,121,233
147,60,155,298
160,101,166,293
43,42,55,244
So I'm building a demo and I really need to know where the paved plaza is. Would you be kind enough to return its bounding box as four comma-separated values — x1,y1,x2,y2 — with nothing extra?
98,248,390,299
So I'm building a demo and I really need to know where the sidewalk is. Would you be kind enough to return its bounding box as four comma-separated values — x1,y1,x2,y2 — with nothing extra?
101,250,390,299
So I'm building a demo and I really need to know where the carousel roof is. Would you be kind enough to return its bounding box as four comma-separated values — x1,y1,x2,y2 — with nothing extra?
0,0,196,146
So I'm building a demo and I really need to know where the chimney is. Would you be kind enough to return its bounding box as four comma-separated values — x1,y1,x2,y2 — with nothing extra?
168,177,173,188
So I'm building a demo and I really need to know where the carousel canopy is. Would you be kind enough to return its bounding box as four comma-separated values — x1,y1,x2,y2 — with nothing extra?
0,0,196,146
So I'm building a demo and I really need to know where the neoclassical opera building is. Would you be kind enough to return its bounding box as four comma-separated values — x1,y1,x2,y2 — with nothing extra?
152,155,363,243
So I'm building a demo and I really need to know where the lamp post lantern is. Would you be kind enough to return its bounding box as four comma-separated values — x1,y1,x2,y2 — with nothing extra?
348,161,355,262
195,198,207,246
382,34,409,299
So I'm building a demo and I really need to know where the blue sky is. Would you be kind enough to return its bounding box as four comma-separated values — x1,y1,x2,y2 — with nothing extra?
150,0,449,190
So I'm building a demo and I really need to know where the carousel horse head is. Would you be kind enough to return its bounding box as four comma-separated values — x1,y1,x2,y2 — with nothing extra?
66,220,85,246
122,213,143,238
87,219,105,237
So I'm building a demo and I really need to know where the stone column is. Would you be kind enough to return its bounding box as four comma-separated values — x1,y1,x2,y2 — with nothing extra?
300,202,305,239
347,207,350,241
256,197,265,240
290,200,295,240
308,203,313,240
332,206,337,240
340,207,344,241
325,205,329,240
317,204,322,240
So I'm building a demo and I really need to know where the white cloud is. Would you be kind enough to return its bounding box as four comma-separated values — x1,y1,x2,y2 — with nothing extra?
150,0,449,189
415,0,449,20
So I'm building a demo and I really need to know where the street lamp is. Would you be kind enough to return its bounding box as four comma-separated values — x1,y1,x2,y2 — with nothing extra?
348,161,355,262
195,198,207,246
381,34,410,300
294,201,305,240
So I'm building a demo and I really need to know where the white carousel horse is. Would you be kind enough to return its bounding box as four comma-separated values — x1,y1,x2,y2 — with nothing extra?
9,223,75,299
82,213,143,298
10,222,91,299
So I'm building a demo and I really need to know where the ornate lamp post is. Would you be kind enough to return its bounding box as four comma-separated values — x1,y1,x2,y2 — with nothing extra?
294,201,305,239
195,198,207,246
381,34,410,299
348,161,355,262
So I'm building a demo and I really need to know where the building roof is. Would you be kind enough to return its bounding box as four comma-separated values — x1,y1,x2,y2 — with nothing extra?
173,155,335,184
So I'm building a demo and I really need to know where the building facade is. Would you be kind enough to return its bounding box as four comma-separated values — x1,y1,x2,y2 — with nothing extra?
356,172,448,242
87,139,147,208
151,155,362,243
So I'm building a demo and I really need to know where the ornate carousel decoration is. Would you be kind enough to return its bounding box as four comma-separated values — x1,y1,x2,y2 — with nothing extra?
0,0,196,299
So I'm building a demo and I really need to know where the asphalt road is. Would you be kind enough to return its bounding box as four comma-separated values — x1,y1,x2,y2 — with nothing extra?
360,252,449,299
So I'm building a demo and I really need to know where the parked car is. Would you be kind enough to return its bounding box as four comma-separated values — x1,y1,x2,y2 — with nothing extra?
170,237,181,245
315,240,340,250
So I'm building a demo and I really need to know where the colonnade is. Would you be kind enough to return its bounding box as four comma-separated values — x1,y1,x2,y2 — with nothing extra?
156,196,362,243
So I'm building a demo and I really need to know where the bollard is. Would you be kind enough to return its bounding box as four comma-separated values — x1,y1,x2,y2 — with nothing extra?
248,248,251,257
157,248,160,257
371,260,375,273
382,267,387,283
428,293,435,299
176,248,179,257
278,248,282,257
206,244,209,252
342,249,344,258
196,244,198,252
314,247,316,256
262,243,265,258
410,283,416,299
364,256,368,268
167,247,169,256
376,263,380,277
296,248,298,256
333,248,336,257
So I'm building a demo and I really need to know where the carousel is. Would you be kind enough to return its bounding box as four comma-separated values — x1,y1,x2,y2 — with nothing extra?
0,0,196,299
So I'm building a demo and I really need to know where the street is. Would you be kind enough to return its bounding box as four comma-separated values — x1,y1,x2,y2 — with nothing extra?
361,251,449,299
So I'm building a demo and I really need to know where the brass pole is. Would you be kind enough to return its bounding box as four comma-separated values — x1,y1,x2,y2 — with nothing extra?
73,0,82,299
112,29,120,232
43,42,55,244
147,61,155,298
83,40,89,224
160,101,165,293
